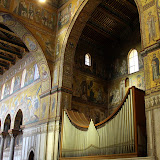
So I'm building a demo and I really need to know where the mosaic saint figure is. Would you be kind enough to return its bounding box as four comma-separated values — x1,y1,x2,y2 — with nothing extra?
14,76,20,91
41,66,48,79
28,3,34,20
137,75,142,88
147,12,156,43
17,0,28,17
152,54,159,80
80,81,87,101
35,7,41,23
58,3,72,29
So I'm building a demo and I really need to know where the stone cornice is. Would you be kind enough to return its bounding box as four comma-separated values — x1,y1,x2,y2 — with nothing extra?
145,91,160,110
140,40,160,57
8,129,21,137
39,86,72,98
51,86,73,94
39,90,51,99
0,131,8,137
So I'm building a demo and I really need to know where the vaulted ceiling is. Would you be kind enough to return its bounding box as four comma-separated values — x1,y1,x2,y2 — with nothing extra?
80,0,139,46
0,23,28,75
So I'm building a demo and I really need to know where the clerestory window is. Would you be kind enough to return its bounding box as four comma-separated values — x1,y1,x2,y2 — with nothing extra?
85,53,91,66
128,49,139,74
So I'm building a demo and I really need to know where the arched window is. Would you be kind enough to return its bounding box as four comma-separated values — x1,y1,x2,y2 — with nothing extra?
85,53,91,66
128,49,139,74
1,84,5,99
125,78,129,88
10,77,15,94
21,69,26,88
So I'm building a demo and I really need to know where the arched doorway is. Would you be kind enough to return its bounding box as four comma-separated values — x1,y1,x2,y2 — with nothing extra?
0,12,51,94
28,151,34,160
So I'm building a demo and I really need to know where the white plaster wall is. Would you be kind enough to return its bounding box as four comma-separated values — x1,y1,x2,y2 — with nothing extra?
21,123,48,160
21,122,56,160
46,122,55,160
2,121,57,160
3,149,9,160
153,108,160,160
13,147,22,160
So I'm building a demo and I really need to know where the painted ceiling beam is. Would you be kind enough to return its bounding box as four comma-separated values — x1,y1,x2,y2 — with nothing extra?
86,23,116,41
101,3,131,25
0,54,15,64
0,38,26,51
80,34,103,46
0,67,3,74
0,46,22,58
0,27,19,38
0,58,12,65
97,7,129,28
0,62,9,69
117,0,137,12
87,21,119,40
89,16,115,33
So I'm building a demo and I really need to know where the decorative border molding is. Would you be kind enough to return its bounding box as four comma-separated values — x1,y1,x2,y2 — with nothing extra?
143,0,155,11
145,91,160,110
39,86,73,98
140,40,160,57
23,120,60,136
39,89,51,99
51,86,73,94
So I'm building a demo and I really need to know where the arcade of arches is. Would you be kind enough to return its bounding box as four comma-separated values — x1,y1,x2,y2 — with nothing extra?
0,0,160,160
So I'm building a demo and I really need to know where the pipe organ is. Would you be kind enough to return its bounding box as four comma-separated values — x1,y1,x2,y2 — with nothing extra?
60,87,146,159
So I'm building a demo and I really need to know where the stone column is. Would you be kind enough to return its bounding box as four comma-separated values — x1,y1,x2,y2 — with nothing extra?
54,120,60,160
8,129,19,160
0,132,6,160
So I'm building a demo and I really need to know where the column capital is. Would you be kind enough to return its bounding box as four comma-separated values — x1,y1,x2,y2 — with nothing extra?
20,125,25,130
0,131,7,138
8,129,20,138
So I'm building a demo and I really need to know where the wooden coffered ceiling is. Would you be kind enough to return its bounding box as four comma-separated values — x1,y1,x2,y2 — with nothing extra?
0,23,28,75
80,0,139,46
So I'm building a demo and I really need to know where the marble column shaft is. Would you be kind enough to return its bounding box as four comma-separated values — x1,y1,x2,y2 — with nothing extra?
9,134,16,160
0,133,6,160
8,129,19,160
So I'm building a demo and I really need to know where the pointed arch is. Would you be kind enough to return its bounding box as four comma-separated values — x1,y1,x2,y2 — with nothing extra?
4,114,11,132
0,13,51,92
28,151,34,160
60,0,143,89
14,109,23,130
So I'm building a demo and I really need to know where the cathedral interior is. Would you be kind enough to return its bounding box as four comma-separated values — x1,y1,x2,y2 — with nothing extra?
0,0,159,160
